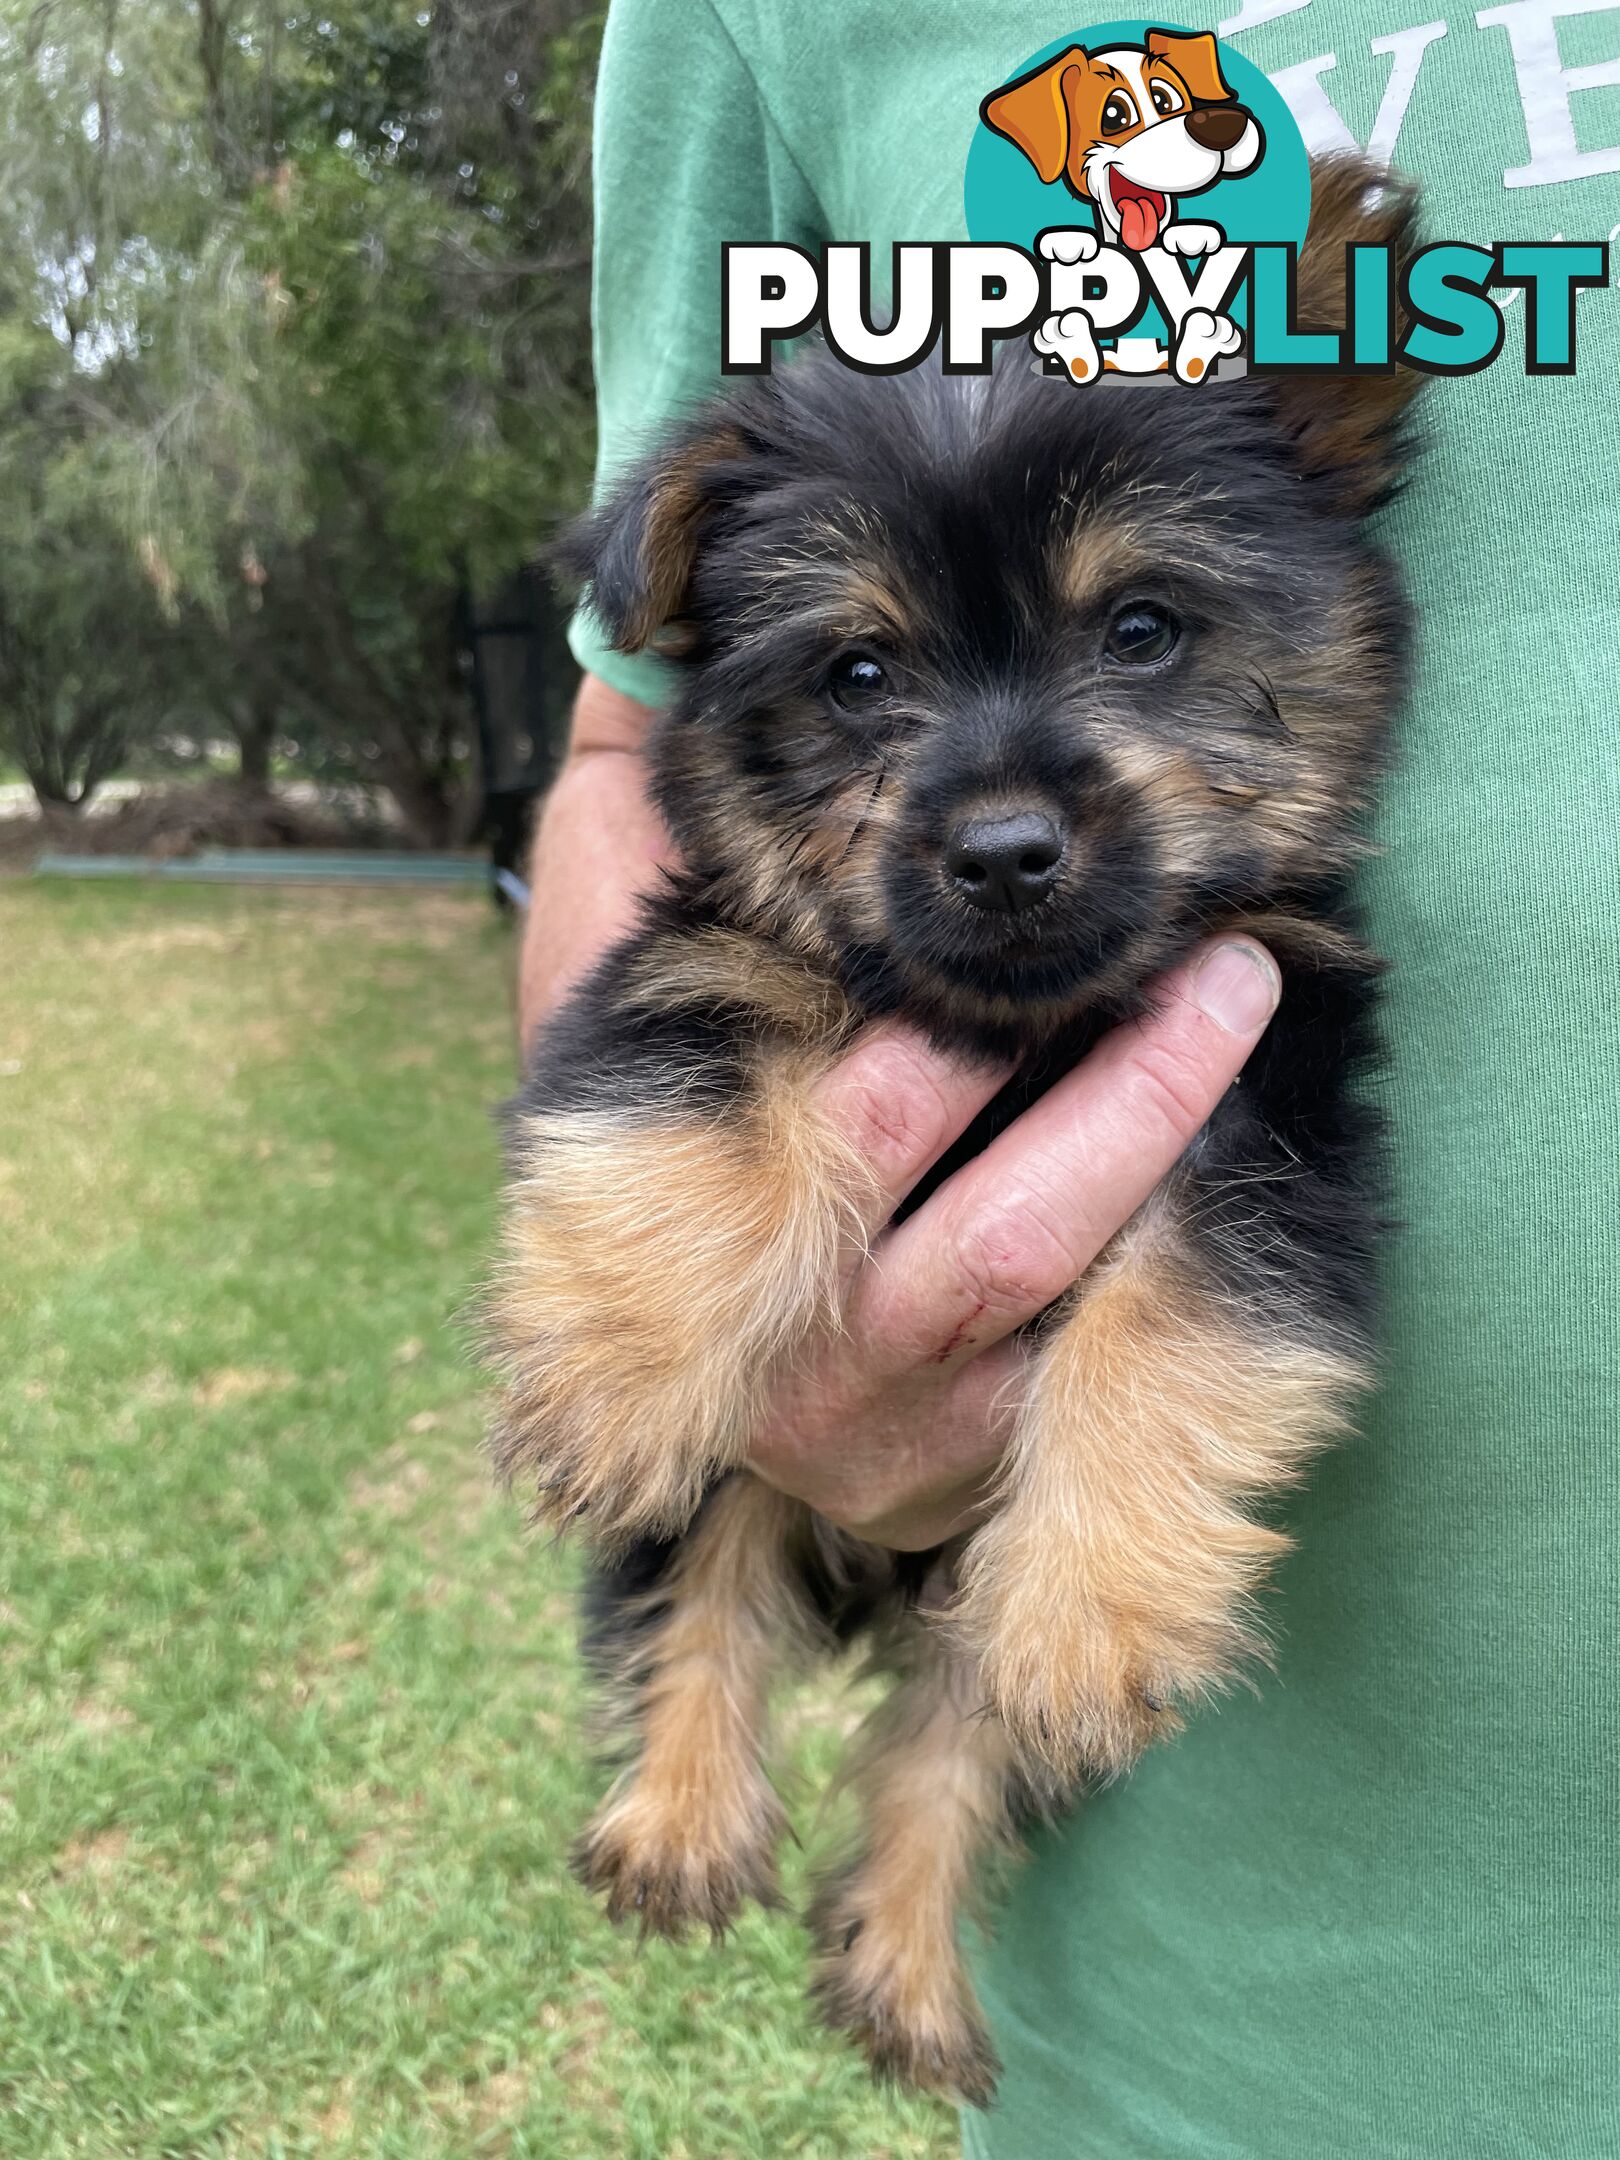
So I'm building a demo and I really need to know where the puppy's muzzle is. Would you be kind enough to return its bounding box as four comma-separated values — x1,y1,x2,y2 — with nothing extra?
1185,104,1251,154
945,811,1065,916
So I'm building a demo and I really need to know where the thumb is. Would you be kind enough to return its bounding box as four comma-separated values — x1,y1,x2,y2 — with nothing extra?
862,939,1281,1362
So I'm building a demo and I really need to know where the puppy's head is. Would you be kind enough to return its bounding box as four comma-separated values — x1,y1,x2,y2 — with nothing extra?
982,32,1263,247
566,161,1421,1054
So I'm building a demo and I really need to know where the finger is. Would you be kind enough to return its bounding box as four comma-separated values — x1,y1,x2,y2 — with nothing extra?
810,1022,1014,1235
850,1345,1025,1549
859,938,1281,1369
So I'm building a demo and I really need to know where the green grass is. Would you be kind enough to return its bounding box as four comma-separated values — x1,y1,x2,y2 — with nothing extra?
0,882,953,2160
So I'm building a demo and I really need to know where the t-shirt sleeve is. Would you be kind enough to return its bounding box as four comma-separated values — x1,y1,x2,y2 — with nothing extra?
566,0,827,709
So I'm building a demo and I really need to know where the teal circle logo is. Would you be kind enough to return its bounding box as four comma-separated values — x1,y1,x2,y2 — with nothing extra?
965,22,1309,257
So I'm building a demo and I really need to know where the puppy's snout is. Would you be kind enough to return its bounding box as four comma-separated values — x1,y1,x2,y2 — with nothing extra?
1185,104,1250,153
945,811,1065,916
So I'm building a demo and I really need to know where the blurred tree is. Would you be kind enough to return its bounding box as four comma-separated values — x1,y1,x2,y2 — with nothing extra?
0,0,599,837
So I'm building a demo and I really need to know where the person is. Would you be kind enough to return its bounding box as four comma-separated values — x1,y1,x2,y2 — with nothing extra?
519,5,1620,2154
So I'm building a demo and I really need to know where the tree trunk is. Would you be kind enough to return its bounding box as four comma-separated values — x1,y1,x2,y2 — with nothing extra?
230,697,276,793
379,759,467,850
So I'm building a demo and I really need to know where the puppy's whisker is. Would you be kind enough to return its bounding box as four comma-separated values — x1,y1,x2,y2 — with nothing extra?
834,761,888,870
1248,669,1298,743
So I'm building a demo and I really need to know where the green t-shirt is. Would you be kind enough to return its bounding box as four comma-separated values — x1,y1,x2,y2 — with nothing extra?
570,5,1620,2153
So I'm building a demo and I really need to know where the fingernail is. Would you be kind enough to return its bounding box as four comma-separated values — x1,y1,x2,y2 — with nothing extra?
1192,940,1280,1035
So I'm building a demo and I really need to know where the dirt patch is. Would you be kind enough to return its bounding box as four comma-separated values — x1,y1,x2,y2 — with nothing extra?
338,1828,396,1906
193,1366,294,1409
71,1699,137,1738
471,2066,533,2130
540,1995,613,2092
55,1826,131,1879
348,1446,435,1521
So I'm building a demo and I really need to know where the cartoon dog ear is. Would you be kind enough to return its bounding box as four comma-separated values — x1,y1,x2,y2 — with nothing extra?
559,413,761,654
1264,156,1426,515
1144,29,1235,104
981,49,1087,186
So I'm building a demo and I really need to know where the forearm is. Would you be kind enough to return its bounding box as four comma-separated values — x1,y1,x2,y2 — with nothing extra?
517,675,669,1048
517,754,666,1038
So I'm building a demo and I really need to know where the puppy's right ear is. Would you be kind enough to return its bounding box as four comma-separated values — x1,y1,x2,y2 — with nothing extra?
559,413,758,654
1264,157,1426,515
981,49,1086,185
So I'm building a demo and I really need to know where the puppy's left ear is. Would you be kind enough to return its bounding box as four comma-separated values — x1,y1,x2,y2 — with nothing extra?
1263,156,1425,516
1145,30,1234,104
559,411,760,654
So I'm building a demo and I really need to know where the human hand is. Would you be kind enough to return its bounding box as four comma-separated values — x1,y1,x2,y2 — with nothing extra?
746,938,1281,1549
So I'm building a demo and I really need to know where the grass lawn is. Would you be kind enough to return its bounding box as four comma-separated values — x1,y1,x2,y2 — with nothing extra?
0,882,954,2160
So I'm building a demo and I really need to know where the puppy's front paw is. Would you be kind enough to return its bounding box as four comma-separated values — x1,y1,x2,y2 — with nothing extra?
962,1570,1183,1781
951,1513,1206,1782
489,1102,859,1549
810,1875,1001,2107
574,1770,784,1941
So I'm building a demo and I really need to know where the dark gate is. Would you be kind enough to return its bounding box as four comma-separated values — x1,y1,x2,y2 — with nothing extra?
466,565,579,903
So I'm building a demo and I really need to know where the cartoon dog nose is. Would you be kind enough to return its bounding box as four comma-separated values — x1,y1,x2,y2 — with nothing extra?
945,812,1065,915
1185,104,1251,153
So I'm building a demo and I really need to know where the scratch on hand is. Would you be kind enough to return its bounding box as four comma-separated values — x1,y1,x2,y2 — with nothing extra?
931,1300,987,1365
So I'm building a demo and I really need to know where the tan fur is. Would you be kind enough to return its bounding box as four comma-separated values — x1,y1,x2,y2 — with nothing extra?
623,927,853,1042
1050,517,1158,612
1221,907,1382,974
811,1624,1019,2105
622,423,749,650
1267,160,1424,513
791,565,914,648
1050,488,1303,609
487,1038,868,1548
576,1477,812,1935
952,1204,1368,1779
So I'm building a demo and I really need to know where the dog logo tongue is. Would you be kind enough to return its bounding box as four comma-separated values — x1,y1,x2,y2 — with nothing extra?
1111,173,1165,252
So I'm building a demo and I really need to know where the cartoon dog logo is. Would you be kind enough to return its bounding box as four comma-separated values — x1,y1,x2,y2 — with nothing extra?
980,29,1263,384
981,29,1264,256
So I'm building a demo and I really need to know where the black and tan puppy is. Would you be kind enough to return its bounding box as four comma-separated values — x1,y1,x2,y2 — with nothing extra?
487,162,1422,2103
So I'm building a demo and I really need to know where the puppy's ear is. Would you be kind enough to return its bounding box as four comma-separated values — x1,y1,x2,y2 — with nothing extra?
981,49,1086,185
1144,30,1235,104
1264,156,1425,516
559,414,758,654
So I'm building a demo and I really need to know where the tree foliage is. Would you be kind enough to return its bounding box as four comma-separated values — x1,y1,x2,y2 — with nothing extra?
0,1,599,838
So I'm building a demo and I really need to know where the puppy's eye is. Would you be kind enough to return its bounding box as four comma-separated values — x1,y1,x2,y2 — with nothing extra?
827,651,889,710
1101,92,1138,135
1149,80,1184,117
1105,604,1180,665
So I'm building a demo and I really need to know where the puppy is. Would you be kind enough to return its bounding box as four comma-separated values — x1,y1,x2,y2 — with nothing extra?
487,161,1422,2105
983,28,1263,255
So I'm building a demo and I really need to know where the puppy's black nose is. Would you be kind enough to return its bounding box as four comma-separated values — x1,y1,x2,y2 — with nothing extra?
1186,104,1250,153
945,812,1065,915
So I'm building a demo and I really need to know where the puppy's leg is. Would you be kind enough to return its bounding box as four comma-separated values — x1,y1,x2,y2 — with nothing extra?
576,1475,821,1938
490,1025,861,1550
953,1196,1367,1781
810,1611,1025,2108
